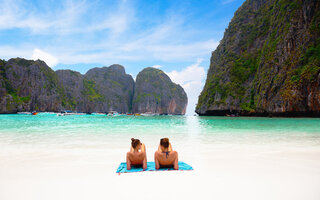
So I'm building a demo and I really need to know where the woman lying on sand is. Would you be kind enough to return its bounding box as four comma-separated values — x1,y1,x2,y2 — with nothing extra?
126,138,147,170
154,138,179,170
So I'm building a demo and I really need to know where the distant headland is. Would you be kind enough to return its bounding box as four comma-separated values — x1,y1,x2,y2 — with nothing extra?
0,58,187,115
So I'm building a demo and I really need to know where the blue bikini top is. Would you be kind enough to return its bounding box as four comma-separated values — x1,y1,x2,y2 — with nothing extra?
163,151,170,158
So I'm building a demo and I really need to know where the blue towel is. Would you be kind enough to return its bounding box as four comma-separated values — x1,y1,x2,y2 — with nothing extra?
116,161,193,173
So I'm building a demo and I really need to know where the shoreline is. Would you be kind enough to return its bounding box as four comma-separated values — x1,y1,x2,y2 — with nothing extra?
2,112,320,118
0,112,185,115
197,110,320,118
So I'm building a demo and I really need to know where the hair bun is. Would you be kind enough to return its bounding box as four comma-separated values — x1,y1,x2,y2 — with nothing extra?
131,138,141,149
160,138,169,148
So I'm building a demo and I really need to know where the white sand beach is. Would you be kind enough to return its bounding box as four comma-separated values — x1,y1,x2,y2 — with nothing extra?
1,134,320,200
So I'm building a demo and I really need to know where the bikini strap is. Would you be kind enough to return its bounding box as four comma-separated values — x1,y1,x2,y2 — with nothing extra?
164,151,170,158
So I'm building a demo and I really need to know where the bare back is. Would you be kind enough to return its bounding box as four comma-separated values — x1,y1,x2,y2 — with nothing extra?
154,143,178,170
126,143,147,170
156,151,177,166
127,152,145,165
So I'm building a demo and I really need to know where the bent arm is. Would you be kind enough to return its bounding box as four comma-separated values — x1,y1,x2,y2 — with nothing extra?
154,152,160,170
169,143,173,152
126,153,131,170
141,143,146,152
173,151,179,170
142,152,147,170
130,146,134,153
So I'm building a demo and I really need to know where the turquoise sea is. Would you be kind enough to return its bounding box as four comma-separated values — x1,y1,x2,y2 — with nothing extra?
1,114,320,145
1,114,320,163
1,114,320,200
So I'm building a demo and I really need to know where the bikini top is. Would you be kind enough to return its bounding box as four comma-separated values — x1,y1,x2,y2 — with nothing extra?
163,151,170,158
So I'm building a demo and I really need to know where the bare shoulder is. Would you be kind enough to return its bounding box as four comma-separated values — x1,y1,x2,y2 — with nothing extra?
171,151,178,155
127,152,132,157
140,151,146,156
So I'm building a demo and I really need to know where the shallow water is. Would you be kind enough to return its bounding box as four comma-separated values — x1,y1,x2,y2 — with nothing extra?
1,115,320,153
1,115,320,200
1,114,320,140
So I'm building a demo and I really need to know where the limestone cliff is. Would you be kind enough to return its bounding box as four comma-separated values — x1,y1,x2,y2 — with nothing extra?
196,0,320,116
1,59,187,114
0,58,65,113
132,67,187,115
84,65,135,113
55,69,86,112
56,65,135,113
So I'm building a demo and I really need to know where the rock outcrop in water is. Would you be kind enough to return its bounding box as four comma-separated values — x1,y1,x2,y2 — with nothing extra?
196,0,320,117
0,58,187,114
132,67,187,115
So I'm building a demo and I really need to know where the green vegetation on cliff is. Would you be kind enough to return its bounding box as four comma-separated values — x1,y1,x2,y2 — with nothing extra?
82,79,104,102
0,59,34,107
197,0,320,116
133,67,187,115
0,59,187,114
0,58,69,112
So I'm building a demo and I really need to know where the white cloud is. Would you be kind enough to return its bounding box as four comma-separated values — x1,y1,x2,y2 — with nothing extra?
166,59,206,115
0,0,220,65
0,0,131,35
116,14,219,62
0,0,220,89
167,58,205,86
0,45,32,59
39,39,218,65
129,73,136,81
151,65,162,69
31,49,59,68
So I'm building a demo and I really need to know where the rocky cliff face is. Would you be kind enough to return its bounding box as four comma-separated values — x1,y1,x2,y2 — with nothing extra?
0,58,65,113
196,0,320,116
55,69,86,112
56,65,135,113
1,59,186,114
84,65,135,113
133,67,187,115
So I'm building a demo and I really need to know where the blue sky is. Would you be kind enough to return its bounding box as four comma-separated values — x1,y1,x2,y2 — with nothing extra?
0,0,245,114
